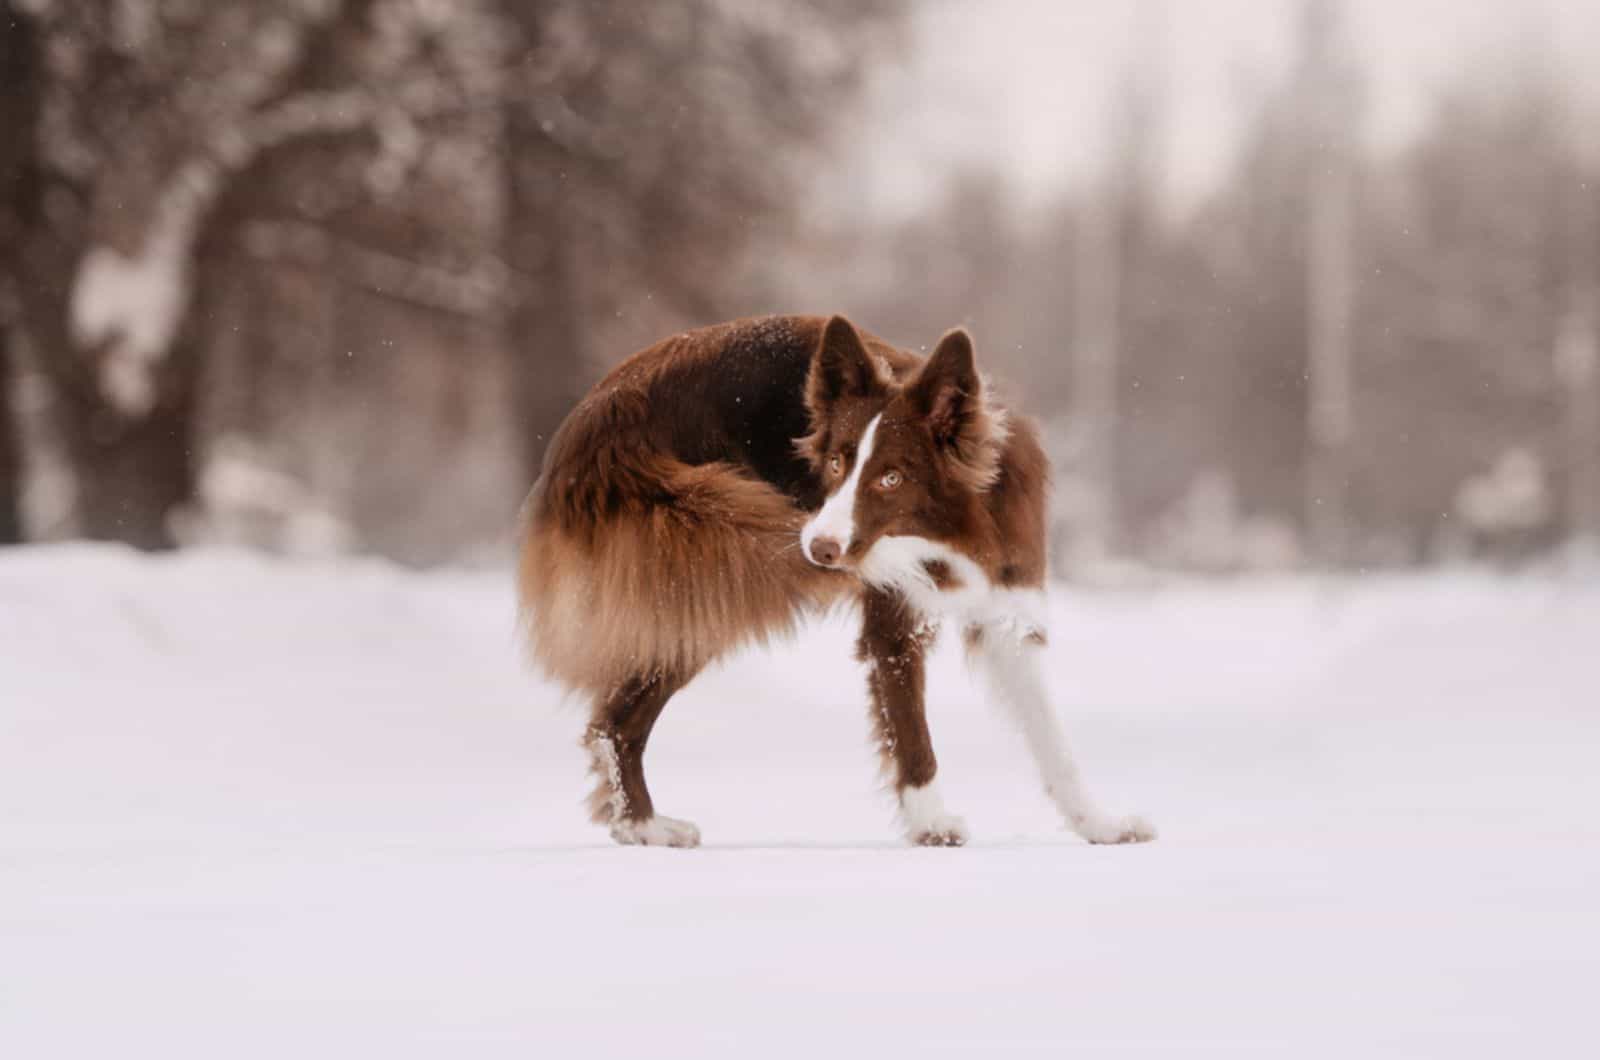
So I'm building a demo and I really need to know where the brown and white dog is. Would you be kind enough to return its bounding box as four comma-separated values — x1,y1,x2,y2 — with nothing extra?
519,314,1155,848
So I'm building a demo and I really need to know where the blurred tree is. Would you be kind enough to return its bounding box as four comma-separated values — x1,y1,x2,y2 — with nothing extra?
1161,0,1361,557
4,0,520,549
3,0,905,553
1300,0,1358,569
1073,4,1167,570
776,1,1600,571
1557,108,1600,562
1356,70,1571,559
0,333,16,544
497,0,905,479
0,6,36,543
7,1,381,548
198,1,518,562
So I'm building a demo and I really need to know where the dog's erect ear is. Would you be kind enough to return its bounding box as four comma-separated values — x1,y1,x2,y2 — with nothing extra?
909,327,1008,490
909,328,981,445
807,315,883,410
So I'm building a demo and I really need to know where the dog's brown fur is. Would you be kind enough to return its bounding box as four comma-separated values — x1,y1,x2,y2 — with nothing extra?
857,588,940,791
519,314,1051,844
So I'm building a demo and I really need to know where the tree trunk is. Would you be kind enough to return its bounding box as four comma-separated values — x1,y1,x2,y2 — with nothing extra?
0,327,20,544
59,385,197,550
56,318,202,551
4,2,193,550
19,239,206,551
1,4,40,545
1301,0,1355,571
1071,193,1121,569
505,124,586,483
1305,141,1353,570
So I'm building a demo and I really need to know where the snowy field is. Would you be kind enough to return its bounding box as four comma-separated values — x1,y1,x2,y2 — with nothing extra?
2,545,1598,1058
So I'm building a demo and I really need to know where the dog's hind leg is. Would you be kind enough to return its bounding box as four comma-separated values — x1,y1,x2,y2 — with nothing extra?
968,625,1156,845
584,665,702,848
858,589,969,846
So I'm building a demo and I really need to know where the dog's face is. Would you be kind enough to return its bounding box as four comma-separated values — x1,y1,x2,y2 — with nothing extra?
797,316,1008,576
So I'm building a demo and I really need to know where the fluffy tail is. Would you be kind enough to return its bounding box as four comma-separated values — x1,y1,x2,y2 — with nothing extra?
519,387,842,694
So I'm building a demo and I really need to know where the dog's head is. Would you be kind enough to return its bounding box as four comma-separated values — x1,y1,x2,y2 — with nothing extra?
796,315,1009,578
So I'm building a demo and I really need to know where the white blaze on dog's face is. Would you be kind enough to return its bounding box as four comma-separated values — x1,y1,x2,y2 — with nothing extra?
800,413,883,567
797,317,1010,584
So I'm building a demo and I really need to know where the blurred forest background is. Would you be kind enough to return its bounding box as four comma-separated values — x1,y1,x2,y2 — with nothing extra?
1,0,1598,576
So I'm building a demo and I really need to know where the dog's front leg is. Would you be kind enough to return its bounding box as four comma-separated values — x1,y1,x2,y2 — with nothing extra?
857,588,968,846
970,623,1156,845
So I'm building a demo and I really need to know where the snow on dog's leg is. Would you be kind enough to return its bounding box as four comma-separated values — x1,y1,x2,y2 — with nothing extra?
969,625,1156,845
858,589,969,847
584,666,702,848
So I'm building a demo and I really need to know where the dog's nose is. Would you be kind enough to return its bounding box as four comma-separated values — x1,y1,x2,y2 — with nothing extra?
808,536,843,567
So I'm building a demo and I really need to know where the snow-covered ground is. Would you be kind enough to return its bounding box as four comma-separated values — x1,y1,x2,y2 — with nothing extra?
2,545,1597,1058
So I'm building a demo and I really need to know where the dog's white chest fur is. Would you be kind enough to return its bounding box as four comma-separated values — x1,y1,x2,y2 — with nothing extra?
858,534,1047,638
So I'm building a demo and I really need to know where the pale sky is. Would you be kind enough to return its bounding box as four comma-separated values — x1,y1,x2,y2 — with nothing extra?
830,0,1600,217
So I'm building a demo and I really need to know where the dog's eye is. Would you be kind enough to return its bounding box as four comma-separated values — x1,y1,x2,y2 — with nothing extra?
828,454,844,476
879,470,902,490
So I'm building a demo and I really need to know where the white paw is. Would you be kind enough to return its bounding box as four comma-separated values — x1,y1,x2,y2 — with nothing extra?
609,815,701,848
1076,813,1157,845
899,781,970,847
910,814,971,847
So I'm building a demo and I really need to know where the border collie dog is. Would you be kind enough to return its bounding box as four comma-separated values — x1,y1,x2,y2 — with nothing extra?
519,315,1155,849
